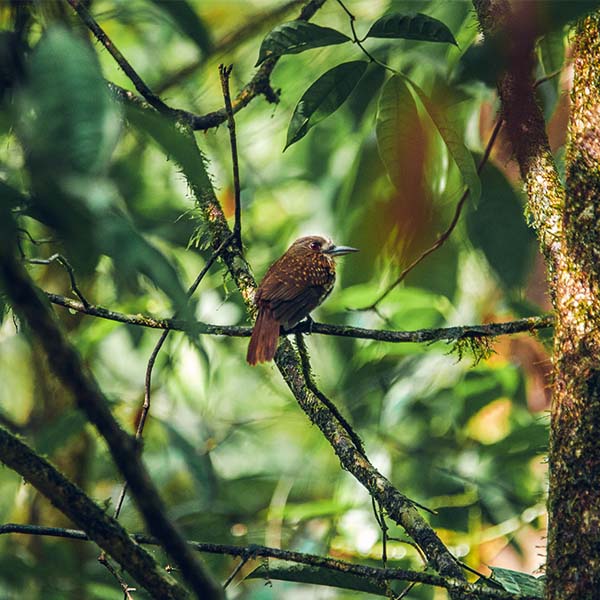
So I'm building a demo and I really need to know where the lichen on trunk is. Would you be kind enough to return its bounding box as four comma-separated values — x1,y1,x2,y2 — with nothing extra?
473,3,600,599
546,13,600,599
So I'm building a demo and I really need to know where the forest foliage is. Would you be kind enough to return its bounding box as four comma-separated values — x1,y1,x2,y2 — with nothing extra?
0,0,594,598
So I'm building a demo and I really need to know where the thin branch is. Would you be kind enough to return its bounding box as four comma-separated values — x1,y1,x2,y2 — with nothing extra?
113,235,234,520
335,0,396,73
533,67,563,89
0,523,540,600
64,0,170,114
98,553,137,600
27,253,90,308
0,435,187,600
108,0,329,131
17,228,56,246
359,118,504,311
295,332,366,456
46,291,554,344
222,557,248,589
189,0,327,130
78,0,328,133
0,250,223,600
219,65,243,249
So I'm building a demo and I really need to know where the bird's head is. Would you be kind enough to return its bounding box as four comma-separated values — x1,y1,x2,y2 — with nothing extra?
291,235,359,258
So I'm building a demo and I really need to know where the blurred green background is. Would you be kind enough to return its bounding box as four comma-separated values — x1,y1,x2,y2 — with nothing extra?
0,0,570,597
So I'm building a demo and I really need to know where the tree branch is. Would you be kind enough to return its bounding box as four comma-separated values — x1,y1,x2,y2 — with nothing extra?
0,523,540,600
46,291,553,344
79,0,328,132
0,250,223,600
0,431,187,600
473,0,564,269
188,0,327,131
295,332,367,457
65,0,170,115
219,65,242,249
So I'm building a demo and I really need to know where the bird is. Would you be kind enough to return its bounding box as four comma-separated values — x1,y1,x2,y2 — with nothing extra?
247,235,358,365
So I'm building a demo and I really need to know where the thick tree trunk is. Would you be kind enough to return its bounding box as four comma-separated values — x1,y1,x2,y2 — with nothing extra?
546,14,600,599
473,3,600,598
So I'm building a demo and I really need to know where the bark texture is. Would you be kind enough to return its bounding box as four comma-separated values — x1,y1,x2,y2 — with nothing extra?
546,14,600,599
473,3,600,599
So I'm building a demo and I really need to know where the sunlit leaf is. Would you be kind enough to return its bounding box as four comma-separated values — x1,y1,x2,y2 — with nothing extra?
285,61,367,149
256,21,350,66
366,12,458,46
375,74,420,189
406,76,481,204
489,567,545,597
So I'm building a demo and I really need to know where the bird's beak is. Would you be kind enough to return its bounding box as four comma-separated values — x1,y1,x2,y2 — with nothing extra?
324,245,359,256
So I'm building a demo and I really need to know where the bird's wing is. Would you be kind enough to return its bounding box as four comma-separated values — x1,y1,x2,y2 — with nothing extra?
270,286,324,327
256,253,332,327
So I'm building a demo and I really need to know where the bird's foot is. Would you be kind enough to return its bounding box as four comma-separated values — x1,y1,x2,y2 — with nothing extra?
304,315,314,335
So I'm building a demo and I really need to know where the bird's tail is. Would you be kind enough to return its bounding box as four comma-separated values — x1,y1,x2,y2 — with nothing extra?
247,307,280,365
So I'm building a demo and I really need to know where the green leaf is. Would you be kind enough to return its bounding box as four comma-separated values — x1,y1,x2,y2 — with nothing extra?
248,563,388,596
466,161,535,290
19,27,121,177
149,0,212,54
375,74,420,189
256,21,350,66
366,12,458,46
405,76,481,204
285,61,367,149
489,566,545,597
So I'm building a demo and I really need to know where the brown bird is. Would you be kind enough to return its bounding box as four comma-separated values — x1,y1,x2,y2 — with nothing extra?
247,235,358,365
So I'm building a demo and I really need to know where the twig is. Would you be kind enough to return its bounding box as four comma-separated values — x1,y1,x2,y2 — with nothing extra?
358,118,504,311
335,0,396,73
223,556,248,589
17,228,55,246
189,0,327,130
74,1,328,133
64,0,170,115
397,581,417,599
46,291,554,344
295,332,366,456
0,250,223,599
378,501,388,568
98,553,137,600
113,234,234,520
27,253,90,308
219,65,243,250
533,67,563,89
0,523,540,600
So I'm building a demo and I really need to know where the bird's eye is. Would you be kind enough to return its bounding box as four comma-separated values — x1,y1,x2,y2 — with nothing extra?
310,241,321,251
